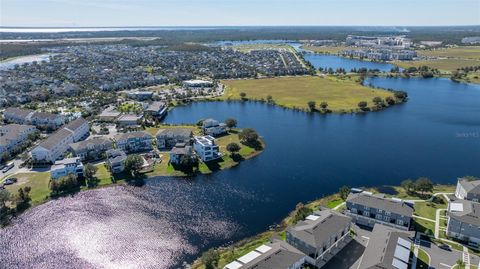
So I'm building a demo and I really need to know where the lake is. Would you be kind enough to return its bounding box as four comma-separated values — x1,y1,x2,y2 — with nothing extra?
0,54,52,70
1,50,480,268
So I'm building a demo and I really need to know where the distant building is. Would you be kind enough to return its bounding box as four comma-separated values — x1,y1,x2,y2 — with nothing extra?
346,192,413,230
286,209,352,268
358,224,413,269
70,137,113,161
193,135,221,162
183,79,214,88
3,107,65,129
50,157,84,179
63,117,89,142
169,143,196,165
126,91,153,101
117,114,143,128
202,118,227,137
114,131,153,153
462,36,480,44
97,106,122,122
156,128,193,149
455,178,480,202
144,101,167,118
106,149,127,173
224,240,306,269
0,124,36,161
447,199,480,248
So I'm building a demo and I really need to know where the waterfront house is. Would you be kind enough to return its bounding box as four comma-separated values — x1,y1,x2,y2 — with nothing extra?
144,101,167,118
169,143,196,166
50,157,84,179
447,199,480,248
358,224,413,269
224,240,306,269
70,137,114,161
346,191,413,230
455,178,480,202
286,209,352,268
106,149,127,173
156,128,193,149
117,114,143,128
202,118,227,137
193,135,221,162
114,131,153,153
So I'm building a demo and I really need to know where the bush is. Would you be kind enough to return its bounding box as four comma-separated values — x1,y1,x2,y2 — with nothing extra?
201,248,219,269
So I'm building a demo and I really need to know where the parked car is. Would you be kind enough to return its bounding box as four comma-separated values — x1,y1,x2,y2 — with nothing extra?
2,162,14,173
438,244,452,251
4,177,17,185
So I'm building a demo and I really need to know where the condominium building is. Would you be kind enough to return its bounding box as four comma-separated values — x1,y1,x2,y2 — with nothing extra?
455,178,480,202
114,131,153,153
447,199,480,248
193,135,221,162
50,157,84,179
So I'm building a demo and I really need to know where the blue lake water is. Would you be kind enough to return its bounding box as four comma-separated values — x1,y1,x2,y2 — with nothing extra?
1,57,480,267
304,53,395,72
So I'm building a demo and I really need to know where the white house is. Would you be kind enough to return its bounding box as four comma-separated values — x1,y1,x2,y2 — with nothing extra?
50,157,84,179
193,135,221,162
202,118,227,137
0,124,36,160
3,107,65,129
183,79,214,88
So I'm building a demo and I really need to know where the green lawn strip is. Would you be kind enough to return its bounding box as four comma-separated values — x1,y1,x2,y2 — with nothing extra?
220,76,398,113
414,219,435,235
394,58,480,72
414,201,446,220
416,248,430,269
326,198,344,209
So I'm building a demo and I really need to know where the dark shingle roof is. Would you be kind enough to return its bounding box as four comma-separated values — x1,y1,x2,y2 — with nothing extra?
70,137,112,151
449,199,480,226
114,131,152,141
347,192,414,217
458,178,480,196
38,128,73,150
64,117,87,132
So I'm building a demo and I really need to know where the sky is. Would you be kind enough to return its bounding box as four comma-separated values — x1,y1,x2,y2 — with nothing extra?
1,0,479,27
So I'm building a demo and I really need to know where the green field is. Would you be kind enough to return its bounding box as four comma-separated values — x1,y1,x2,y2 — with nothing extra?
5,172,51,206
301,45,349,54
418,46,480,60
220,76,397,112
416,248,430,269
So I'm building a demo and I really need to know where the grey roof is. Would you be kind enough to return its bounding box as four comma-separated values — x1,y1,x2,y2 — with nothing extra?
241,241,305,269
156,128,193,138
458,178,480,196
145,101,166,112
359,225,413,269
286,209,351,248
31,111,61,121
114,131,152,141
170,143,193,155
70,137,113,152
449,199,480,226
4,107,32,118
106,149,127,163
347,192,414,217
37,128,72,150
64,117,87,132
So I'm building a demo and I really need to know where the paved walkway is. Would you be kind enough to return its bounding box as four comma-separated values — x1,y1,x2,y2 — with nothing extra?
412,233,421,269
333,201,346,211
413,214,436,222
435,208,446,239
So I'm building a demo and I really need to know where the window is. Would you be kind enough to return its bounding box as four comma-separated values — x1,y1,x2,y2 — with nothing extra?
363,211,370,217
397,219,404,226
383,216,390,222
364,206,370,210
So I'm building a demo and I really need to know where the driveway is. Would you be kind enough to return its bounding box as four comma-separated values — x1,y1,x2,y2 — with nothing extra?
420,239,463,269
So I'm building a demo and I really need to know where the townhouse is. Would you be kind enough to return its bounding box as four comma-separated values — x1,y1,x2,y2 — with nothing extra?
144,101,167,118
447,199,480,248
193,135,221,162
63,117,89,142
114,131,153,153
286,209,352,268
169,143,196,166
224,240,306,269
346,191,414,230
70,137,114,161
358,225,413,269
0,124,37,160
3,107,65,129
106,149,127,173
455,178,480,202
117,114,143,128
202,118,227,137
50,157,84,179
156,128,193,149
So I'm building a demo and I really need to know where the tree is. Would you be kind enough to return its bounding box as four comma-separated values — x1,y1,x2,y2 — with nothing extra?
125,155,144,177
224,118,237,130
385,96,395,105
226,142,241,157
401,179,414,193
415,177,434,194
307,101,316,112
266,95,274,104
201,248,220,269
293,202,313,223
84,164,98,186
358,101,368,110
320,102,328,109
239,92,247,100
338,185,350,201
238,128,259,145
372,96,383,105
0,189,11,208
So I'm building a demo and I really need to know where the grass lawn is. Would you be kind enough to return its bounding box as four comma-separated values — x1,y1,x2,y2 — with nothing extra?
416,248,430,269
371,184,455,200
5,172,51,206
326,198,344,209
417,46,480,60
414,201,446,220
220,76,397,112
301,45,349,54
145,124,201,137
414,218,435,235
394,58,480,72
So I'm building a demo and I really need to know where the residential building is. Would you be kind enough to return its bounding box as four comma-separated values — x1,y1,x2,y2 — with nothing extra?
183,79,214,88
447,199,480,247
224,240,306,269
3,107,65,129
156,128,193,149
106,149,127,173
31,128,74,163
98,106,122,122
70,137,114,161
114,131,153,153
358,224,413,269
50,157,84,179
0,124,36,160
144,101,167,118
286,209,352,268
346,191,414,230
202,118,227,137
117,114,143,128
455,178,480,202
193,135,221,162
63,117,89,142
169,143,196,165
126,91,153,100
